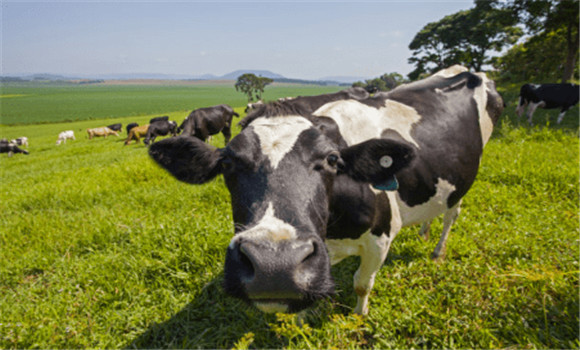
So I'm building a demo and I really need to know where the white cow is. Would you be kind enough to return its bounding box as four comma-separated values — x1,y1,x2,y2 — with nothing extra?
56,130,75,145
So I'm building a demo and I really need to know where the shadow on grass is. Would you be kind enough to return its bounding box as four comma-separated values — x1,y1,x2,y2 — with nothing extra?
123,258,401,349
124,275,290,349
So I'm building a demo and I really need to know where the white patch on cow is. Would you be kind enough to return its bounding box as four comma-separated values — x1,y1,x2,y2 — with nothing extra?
325,191,400,316
250,116,313,169
229,202,297,249
397,178,457,227
432,65,468,78
314,99,421,148
473,72,494,145
254,301,289,314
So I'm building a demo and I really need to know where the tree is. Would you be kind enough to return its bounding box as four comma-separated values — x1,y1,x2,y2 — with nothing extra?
407,0,521,80
493,28,576,82
501,0,579,83
352,72,406,92
235,74,273,102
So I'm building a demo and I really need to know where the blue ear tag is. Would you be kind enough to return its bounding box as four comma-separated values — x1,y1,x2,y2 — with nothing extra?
373,176,399,191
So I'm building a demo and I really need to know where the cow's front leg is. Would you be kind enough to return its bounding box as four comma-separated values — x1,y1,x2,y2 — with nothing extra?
353,231,395,315
354,191,401,315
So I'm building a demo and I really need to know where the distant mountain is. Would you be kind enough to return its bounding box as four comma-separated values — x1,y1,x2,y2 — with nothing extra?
219,69,286,80
2,70,352,86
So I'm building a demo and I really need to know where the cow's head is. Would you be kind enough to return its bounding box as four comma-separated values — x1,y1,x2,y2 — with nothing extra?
149,104,414,313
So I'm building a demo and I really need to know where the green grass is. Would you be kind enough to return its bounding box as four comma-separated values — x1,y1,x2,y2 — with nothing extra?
0,82,342,125
0,82,578,349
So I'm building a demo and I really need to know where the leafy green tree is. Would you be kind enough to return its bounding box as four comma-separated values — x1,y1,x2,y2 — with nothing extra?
501,0,579,82
235,74,273,102
493,28,577,82
352,72,406,92
407,0,521,80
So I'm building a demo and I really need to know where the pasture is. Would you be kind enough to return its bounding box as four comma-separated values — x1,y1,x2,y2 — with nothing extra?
0,82,578,349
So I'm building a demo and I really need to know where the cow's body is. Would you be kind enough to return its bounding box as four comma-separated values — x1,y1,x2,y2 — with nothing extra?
516,83,579,125
178,104,239,144
240,88,369,129
107,123,123,132
150,116,169,124
0,139,29,157
56,130,75,145
10,137,28,148
144,120,177,145
245,100,264,113
87,127,119,139
149,66,503,315
126,123,139,135
124,125,150,145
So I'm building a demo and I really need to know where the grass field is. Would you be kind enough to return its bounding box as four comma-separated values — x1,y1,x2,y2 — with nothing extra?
0,81,578,349
0,81,342,125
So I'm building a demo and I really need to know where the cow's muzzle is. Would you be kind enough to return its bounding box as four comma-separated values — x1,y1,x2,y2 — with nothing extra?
224,237,334,313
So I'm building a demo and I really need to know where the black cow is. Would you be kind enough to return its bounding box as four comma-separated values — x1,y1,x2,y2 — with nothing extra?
126,123,139,135
143,120,177,146
149,66,503,315
107,123,123,132
150,116,169,124
0,139,29,157
177,104,239,144
516,83,579,125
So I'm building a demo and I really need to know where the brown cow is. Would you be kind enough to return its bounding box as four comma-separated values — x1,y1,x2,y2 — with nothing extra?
124,124,150,145
87,127,119,139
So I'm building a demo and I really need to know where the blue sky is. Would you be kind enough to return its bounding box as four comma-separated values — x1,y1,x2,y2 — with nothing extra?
2,1,473,80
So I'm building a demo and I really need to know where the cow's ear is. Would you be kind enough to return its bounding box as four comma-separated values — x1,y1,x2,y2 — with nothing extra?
149,136,222,184
339,138,415,191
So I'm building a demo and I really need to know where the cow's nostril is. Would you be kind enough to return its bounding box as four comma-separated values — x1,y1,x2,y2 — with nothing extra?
296,240,316,264
237,243,255,281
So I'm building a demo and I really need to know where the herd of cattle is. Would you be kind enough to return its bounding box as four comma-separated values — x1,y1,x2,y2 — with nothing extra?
1,66,578,316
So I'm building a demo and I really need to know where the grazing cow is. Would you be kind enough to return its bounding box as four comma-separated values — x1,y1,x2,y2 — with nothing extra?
126,123,139,135
150,116,169,124
516,83,579,125
149,66,503,315
144,120,177,145
177,104,239,144
245,100,264,113
10,137,28,148
107,123,123,132
56,130,75,145
124,124,150,145
87,127,119,139
0,139,29,157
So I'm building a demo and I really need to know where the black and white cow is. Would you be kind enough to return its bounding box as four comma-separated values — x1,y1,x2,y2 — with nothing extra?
143,119,177,146
10,137,28,148
178,104,240,144
149,66,503,315
516,83,579,125
0,139,29,157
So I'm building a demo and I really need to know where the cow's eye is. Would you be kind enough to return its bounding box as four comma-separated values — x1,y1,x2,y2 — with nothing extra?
326,152,340,167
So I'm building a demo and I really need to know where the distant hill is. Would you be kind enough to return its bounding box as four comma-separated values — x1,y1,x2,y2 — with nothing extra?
1,69,352,86
219,69,286,80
